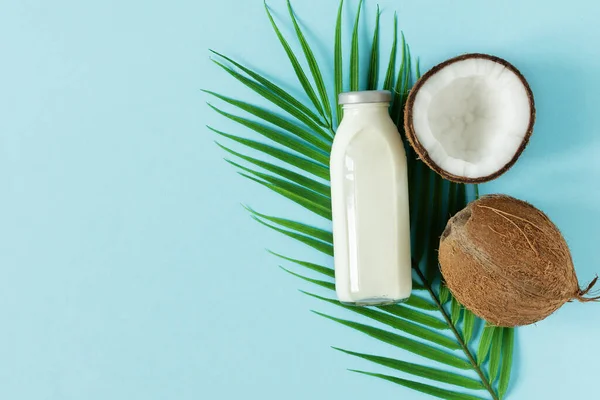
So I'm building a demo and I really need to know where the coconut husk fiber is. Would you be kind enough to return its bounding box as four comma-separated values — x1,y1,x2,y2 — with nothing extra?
439,194,599,327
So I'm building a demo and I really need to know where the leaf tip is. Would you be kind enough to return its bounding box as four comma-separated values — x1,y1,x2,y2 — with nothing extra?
266,248,277,256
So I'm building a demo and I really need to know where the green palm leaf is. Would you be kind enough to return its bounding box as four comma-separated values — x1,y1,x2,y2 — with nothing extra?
205,91,331,152
426,172,445,280
252,216,333,256
264,2,326,120
305,292,459,350
207,2,516,399
246,207,333,243
315,312,471,370
230,161,330,210
336,348,485,390
463,309,477,344
349,0,363,91
380,303,448,330
382,14,397,91
477,324,496,366
489,328,504,383
209,127,328,180
334,0,344,123
405,295,437,311
281,267,334,290
367,6,380,90
268,251,334,278
413,167,432,261
457,183,467,210
439,284,450,305
240,173,331,219
286,0,332,124
390,34,407,122
207,105,329,165
217,142,331,197
451,295,463,325
351,370,486,400
209,55,332,139
448,182,458,215
498,328,515,399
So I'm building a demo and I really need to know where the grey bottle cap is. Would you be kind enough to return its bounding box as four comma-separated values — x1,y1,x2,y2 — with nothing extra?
338,90,392,105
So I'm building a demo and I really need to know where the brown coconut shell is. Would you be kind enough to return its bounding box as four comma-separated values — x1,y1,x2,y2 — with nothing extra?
439,194,598,327
404,54,536,184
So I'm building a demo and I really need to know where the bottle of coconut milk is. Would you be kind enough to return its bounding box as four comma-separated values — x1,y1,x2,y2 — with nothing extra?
330,90,412,306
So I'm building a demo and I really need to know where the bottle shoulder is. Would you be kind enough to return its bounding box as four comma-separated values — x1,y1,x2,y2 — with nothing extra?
332,116,405,158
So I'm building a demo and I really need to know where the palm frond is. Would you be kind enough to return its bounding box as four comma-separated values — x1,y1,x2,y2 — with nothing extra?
205,91,331,152
286,0,332,125
498,328,515,399
349,0,363,91
489,328,504,383
268,250,334,278
426,171,445,280
239,172,331,219
382,14,397,91
207,2,516,399
246,206,333,243
335,348,485,389
367,6,380,90
380,304,448,330
463,309,477,344
217,142,331,197
264,2,327,121
314,311,471,369
451,295,463,325
351,370,487,400
251,214,333,256
413,167,432,261
281,267,334,290
207,105,329,165
209,55,333,139
209,127,329,180
405,295,437,311
334,0,344,124
390,34,407,122
477,324,496,366
439,284,450,305
304,291,460,350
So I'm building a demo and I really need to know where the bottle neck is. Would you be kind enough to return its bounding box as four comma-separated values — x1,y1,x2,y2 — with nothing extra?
341,102,391,118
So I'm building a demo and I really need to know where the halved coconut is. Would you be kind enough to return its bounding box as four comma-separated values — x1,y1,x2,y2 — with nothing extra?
404,54,535,183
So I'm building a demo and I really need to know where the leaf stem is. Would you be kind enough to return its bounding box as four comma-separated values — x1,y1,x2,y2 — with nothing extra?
413,266,499,400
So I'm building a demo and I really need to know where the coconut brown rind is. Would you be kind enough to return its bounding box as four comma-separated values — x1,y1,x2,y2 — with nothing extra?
439,194,595,327
404,53,536,184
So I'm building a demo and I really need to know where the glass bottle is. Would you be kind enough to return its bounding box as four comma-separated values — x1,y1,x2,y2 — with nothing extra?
330,90,412,306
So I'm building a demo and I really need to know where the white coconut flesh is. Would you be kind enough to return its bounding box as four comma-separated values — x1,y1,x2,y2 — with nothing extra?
411,57,532,179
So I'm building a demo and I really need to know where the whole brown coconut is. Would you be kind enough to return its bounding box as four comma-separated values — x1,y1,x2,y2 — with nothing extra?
439,194,598,327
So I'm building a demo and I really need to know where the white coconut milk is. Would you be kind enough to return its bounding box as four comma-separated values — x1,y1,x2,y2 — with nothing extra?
331,91,412,305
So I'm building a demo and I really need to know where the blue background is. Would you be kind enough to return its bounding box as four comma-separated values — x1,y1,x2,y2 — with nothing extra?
1,0,599,399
